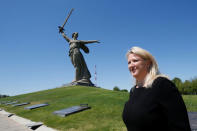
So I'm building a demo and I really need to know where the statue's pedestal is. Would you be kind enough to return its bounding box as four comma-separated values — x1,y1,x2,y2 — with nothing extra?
63,79,95,87
69,81,95,87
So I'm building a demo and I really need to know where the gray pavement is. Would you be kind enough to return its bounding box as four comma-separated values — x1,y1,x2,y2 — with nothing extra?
0,114,31,131
0,109,57,131
188,112,197,131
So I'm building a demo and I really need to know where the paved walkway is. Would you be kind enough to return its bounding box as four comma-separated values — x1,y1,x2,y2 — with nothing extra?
188,112,197,131
0,114,31,131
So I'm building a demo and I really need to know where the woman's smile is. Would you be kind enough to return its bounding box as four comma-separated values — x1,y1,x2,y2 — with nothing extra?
127,53,148,81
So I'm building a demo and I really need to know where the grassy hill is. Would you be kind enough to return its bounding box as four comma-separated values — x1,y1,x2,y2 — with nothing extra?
0,86,197,131
0,86,129,131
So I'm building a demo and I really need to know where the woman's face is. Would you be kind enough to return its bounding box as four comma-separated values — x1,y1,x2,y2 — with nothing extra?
127,53,149,81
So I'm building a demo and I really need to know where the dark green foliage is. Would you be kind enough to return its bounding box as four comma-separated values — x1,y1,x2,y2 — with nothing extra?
113,86,120,91
120,89,128,92
172,77,197,95
0,94,9,98
113,86,128,92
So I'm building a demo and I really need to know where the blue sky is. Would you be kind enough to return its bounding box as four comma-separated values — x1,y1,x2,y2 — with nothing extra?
0,0,197,96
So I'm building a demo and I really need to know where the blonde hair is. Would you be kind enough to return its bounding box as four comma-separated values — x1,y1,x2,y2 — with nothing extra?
126,46,167,88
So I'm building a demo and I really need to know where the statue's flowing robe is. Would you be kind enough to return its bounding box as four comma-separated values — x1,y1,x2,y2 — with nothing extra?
69,40,91,81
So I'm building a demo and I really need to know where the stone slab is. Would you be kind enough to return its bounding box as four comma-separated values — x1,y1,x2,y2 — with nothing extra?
5,101,19,105
24,103,49,110
0,101,11,105
53,104,91,117
13,102,30,107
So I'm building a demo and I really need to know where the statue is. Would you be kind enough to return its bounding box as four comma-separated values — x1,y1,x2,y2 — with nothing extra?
58,9,100,86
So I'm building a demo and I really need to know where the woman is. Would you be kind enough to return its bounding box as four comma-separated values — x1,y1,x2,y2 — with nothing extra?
59,27,99,84
122,46,191,131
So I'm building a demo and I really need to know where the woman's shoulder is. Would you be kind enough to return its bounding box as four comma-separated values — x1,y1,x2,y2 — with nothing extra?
152,75,176,89
151,76,179,98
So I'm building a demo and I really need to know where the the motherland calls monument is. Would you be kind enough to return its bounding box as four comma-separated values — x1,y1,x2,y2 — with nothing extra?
58,9,100,86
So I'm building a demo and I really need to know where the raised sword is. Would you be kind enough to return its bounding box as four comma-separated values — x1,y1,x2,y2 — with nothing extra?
58,8,74,33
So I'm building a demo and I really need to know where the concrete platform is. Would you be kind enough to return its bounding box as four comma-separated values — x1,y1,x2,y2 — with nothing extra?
0,109,57,131
0,113,31,131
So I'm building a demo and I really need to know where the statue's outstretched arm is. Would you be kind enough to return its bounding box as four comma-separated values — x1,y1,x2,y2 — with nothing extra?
59,26,70,43
80,40,100,44
61,32,70,43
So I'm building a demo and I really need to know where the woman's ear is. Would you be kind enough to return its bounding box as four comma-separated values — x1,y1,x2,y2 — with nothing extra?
146,60,151,71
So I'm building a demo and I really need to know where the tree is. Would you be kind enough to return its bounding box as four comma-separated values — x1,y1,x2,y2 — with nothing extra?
172,77,183,94
0,94,9,98
172,77,182,88
113,86,120,91
172,77,197,95
190,78,197,94
120,89,128,92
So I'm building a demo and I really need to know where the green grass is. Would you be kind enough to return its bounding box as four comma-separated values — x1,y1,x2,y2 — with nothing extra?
0,86,196,131
183,95,197,112
0,86,128,131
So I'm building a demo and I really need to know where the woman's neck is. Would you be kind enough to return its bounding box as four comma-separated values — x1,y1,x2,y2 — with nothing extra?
136,79,145,88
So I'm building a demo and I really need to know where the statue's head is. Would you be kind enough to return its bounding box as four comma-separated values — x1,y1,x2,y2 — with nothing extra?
72,32,78,39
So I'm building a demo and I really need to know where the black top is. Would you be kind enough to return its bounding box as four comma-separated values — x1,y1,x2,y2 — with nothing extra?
122,77,191,131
